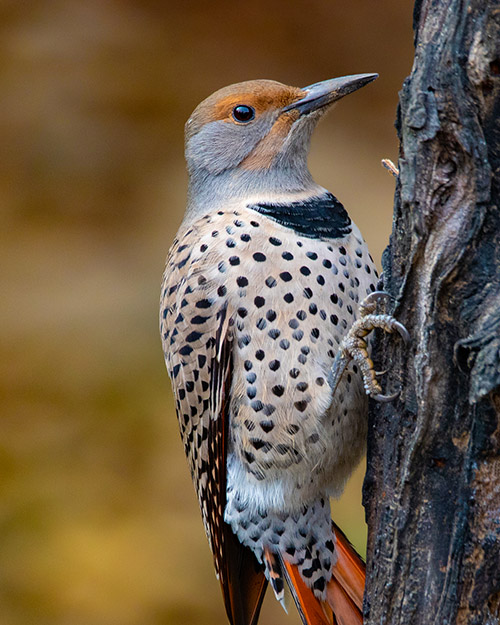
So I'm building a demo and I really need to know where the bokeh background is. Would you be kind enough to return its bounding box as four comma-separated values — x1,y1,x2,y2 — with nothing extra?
1,2,414,624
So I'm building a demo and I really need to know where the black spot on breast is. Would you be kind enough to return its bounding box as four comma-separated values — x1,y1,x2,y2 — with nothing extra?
238,334,251,348
251,438,271,452
254,296,265,307
253,252,266,262
266,309,277,321
269,237,282,246
237,276,248,287
282,251,294,260
247,386,257,399
196,298,212,309
260,420,274,433
280,271,292,282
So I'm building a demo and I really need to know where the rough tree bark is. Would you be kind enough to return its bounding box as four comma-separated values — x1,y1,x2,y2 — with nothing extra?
364,1,500,624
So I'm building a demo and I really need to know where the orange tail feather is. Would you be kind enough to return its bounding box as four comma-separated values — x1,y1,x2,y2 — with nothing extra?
281,558,334,625
280,524,365,625
329,522,365,611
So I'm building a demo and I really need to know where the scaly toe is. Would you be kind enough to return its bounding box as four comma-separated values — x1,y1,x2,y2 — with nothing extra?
359,290,393,315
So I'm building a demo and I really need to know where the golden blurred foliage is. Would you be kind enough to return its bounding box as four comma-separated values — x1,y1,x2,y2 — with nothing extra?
0,2,414,624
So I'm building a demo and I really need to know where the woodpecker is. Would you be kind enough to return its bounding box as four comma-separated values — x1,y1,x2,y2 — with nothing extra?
160,75,408,625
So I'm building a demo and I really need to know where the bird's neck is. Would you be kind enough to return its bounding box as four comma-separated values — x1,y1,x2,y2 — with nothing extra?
185,164,324,221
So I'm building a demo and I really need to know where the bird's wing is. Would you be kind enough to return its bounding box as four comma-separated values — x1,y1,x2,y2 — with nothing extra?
160,227,267,625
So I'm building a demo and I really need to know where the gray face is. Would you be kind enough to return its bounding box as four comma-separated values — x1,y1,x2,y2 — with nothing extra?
185,108,279,176
184,111,321,218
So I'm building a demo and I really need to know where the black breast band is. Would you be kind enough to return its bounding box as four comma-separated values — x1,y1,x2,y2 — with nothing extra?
248,192,351,239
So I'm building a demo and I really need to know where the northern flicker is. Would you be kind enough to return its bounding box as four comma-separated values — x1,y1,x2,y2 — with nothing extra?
160,75,408,625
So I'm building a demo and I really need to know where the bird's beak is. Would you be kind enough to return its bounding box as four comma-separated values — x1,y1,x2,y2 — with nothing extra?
283,73,378,115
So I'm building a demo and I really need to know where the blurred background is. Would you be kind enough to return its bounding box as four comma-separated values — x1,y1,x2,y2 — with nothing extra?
0,2,414,624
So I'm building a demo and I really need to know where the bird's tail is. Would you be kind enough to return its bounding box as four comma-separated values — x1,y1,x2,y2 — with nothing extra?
280,523,365,625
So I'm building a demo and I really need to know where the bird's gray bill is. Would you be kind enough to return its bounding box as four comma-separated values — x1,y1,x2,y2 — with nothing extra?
283,73,378,115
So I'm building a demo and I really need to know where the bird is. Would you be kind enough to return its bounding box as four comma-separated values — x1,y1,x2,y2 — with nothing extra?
160,74,408,625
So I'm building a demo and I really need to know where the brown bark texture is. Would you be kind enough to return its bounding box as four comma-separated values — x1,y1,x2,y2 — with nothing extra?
363,1,500,624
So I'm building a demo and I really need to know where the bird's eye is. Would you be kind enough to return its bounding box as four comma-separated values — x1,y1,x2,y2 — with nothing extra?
232,105,255,123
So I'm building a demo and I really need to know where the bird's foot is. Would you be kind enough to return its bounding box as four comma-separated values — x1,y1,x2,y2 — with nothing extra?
329,291,409,402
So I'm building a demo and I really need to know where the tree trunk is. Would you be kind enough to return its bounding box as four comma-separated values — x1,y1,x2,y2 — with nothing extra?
363,1,500,624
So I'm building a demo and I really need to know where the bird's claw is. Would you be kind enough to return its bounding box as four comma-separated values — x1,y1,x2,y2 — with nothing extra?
372,391,400,403
329,291,409,402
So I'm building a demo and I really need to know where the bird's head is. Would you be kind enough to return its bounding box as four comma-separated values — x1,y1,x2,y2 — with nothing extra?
184,74,377,211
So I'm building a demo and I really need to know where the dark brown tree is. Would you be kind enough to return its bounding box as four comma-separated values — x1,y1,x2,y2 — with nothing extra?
364,1,500,623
